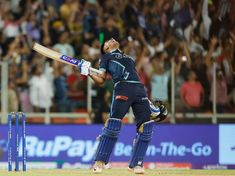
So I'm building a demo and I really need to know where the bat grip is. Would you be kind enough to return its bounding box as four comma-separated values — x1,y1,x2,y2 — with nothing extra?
90,67,103,75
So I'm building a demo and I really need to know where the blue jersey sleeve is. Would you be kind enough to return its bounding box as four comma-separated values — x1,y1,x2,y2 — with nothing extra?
99,54,109,72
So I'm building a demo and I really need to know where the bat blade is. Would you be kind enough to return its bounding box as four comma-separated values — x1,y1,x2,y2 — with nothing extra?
32,43,103,74
32,43,79,66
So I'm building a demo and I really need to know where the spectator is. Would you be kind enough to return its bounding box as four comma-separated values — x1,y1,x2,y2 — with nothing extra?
92,75,113,124
83,1,97,34
228,27,235,112
22,11,40,42
5,35,32,112
53,63,70,112
29,64,54,112
16,61,33,112
59,0,77,21
53,30,75,57
187,33,210,111
99,16,120,42
180,70,204,112
53,30,75,75
150,52,170,106
124,0,139,28
206,37,232,113
174,41,192,112
88,39,101,60
135,45,151,96
2,11,20,39
212,69,228,113
67,69,87,111
8,80,19,112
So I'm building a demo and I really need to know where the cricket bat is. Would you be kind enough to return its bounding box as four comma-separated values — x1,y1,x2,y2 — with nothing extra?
32,43,103,74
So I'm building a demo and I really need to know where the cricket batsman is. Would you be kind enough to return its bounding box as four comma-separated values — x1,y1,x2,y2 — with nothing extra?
77,38,168,174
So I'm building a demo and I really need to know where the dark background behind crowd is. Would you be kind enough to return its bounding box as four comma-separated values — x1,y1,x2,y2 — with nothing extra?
0,0,234,123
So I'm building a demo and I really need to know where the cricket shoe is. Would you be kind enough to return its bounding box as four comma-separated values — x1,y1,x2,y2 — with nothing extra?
128,166,145,174
148,99,160,117
92,161,105,174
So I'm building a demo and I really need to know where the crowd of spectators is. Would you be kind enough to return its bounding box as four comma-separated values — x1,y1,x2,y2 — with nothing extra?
0,0,234,123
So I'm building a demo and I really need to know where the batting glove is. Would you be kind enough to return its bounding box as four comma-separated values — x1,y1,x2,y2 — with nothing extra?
148,99,160,117
150,100,168,123
77,59,91,76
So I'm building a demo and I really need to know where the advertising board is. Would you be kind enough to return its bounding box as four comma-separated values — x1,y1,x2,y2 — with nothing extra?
0,124,234,169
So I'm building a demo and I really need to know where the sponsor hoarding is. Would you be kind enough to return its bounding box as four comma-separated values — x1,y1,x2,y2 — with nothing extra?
0,124,234,169
219,125,235,165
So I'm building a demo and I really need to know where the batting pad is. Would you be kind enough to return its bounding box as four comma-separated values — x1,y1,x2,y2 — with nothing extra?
129,120,154,168
94,118,122,164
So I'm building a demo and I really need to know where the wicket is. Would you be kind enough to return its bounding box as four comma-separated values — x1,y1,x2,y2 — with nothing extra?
8,112,26,171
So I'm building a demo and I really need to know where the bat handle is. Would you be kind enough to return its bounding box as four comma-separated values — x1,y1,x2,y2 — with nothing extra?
90,67,103,75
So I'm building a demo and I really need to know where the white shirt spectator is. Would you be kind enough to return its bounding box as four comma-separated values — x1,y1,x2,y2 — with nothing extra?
3,21,20,38
147,42,164,57
151,71,170,101
29,74,54,109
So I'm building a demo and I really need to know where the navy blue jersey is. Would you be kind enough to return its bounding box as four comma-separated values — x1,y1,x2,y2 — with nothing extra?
99,49,140,84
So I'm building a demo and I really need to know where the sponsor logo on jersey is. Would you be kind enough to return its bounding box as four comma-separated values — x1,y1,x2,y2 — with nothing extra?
116,95,128,101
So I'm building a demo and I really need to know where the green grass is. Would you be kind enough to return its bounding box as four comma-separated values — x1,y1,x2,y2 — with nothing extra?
0,169,235,176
